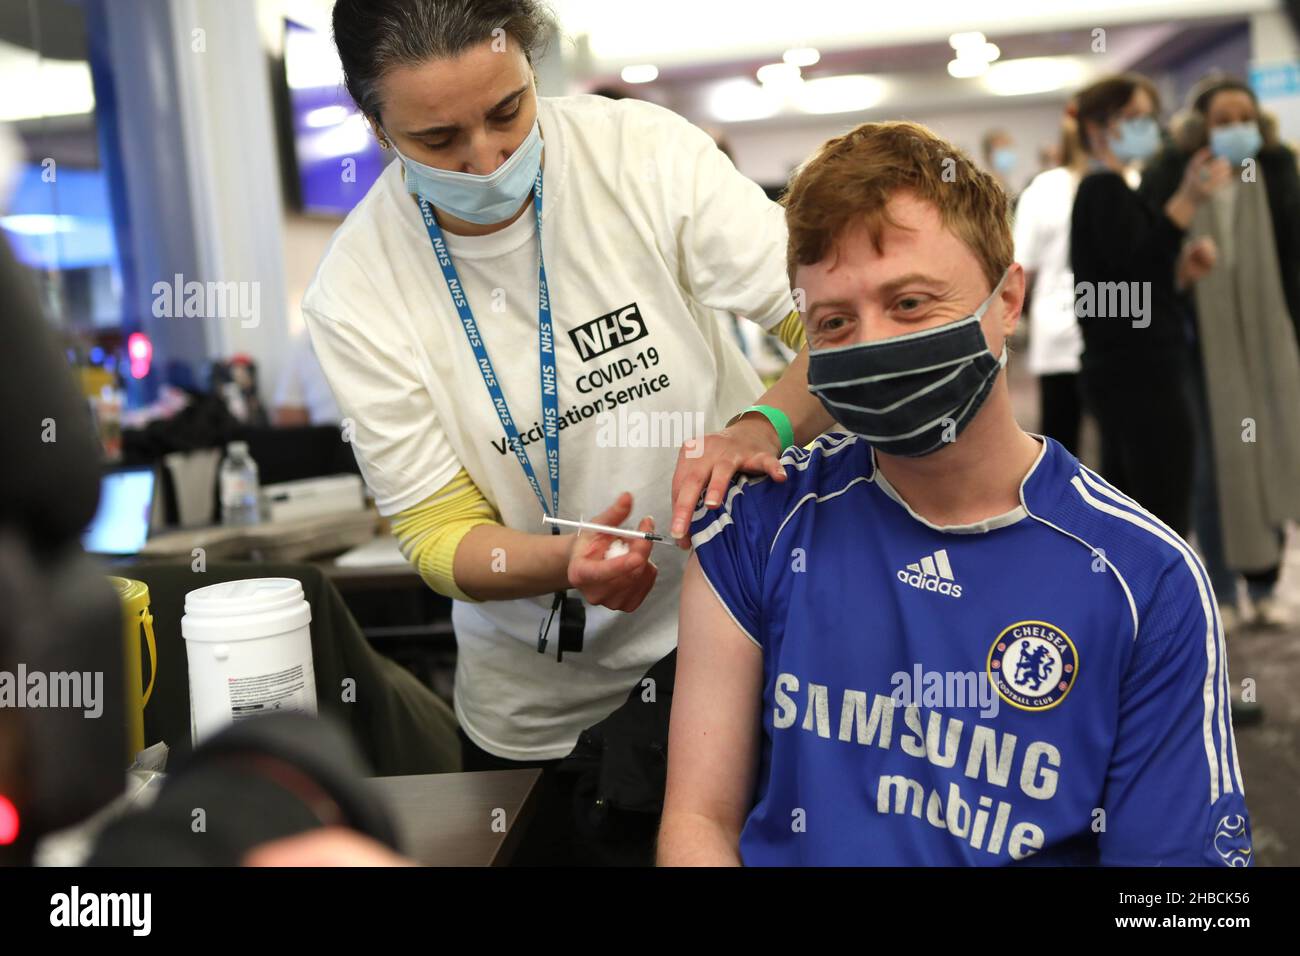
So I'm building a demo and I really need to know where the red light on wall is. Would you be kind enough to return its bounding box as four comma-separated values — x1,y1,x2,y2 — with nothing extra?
0,794,19,845
127,332,153,380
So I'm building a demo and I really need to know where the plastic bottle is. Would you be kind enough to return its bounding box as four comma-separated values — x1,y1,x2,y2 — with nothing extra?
220,440,261,526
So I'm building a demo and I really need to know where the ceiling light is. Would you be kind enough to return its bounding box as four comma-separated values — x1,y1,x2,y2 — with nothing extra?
981,56,1086,96
756,62,803,91
793,74,886,114
0,54,95,121
947,58,989,79
621,64,659,84
783,47,821,67
707,78,781,122
949,32,987,51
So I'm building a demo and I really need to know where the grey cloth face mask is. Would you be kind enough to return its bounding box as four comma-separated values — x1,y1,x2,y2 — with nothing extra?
807,269,1009,457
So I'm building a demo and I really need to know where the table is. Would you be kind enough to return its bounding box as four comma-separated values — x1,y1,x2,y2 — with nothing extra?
369,769,542,866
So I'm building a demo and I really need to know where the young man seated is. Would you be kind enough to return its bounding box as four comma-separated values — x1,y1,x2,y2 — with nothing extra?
657,121,1252,867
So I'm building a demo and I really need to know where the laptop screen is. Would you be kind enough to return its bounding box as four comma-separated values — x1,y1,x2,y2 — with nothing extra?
82,467,156,556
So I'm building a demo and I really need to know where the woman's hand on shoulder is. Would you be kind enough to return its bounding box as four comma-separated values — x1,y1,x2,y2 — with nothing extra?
669,414,786,549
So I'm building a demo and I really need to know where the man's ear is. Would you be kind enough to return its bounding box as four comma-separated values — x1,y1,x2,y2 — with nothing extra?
1000,262,1026,337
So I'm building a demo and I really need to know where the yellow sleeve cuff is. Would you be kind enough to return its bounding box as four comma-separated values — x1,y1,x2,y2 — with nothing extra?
389,468,501,603
771,309,806,351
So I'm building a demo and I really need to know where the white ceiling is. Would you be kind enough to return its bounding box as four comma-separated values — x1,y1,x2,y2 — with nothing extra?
657,22,1197,124
551,0,1271,70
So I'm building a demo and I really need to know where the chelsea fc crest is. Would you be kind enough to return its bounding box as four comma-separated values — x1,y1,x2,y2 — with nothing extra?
987,620,1078,711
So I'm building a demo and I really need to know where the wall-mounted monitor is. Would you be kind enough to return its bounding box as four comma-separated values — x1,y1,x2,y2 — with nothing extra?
281,19,391,217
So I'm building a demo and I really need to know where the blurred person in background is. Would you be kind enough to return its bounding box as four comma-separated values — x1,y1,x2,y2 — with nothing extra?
982,127,1019,197
1013,107,1089,454
1036,142,1063,174
1139,74,1300,630
1069,73,1227,536
273,330,342,426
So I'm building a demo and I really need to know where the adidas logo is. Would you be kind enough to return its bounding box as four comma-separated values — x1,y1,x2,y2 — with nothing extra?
896,548,963,598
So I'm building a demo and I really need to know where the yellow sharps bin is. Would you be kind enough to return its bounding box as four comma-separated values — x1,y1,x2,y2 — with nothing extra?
108,576,158,763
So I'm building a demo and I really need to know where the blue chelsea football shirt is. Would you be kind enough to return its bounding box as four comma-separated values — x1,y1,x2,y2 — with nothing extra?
689,431,1251,866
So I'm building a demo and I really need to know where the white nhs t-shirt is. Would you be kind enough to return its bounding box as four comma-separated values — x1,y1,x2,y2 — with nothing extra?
303,94,794,759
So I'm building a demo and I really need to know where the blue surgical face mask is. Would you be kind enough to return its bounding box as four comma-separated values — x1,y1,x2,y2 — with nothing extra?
1210,121,1262,166
1109,115,1161,163
388,118,544,225
991,147,1017,174
807,269,1010,457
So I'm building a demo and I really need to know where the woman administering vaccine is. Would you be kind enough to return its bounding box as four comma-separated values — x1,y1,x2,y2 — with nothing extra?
305,0,831,858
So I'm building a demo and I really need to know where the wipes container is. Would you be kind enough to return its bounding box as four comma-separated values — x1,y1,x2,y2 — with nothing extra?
180,577,317,745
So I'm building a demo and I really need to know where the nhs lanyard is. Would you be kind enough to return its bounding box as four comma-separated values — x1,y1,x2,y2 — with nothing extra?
416,169,559,521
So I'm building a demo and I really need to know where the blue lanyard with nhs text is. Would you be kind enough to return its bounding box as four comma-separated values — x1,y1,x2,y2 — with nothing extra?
416,168,558,521
417,169,581,660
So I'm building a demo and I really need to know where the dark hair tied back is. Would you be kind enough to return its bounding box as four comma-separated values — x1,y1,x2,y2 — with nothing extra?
331,0,553,122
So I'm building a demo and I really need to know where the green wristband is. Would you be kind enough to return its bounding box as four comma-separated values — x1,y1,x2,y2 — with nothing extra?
738,404,795,452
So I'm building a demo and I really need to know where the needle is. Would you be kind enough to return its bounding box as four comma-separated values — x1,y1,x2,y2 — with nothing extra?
542,514,669,543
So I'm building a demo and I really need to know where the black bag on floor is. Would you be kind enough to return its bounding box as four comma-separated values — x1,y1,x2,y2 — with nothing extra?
556,649,676,866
